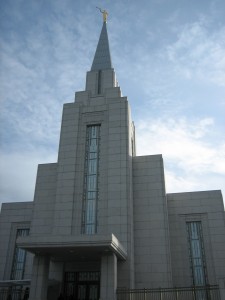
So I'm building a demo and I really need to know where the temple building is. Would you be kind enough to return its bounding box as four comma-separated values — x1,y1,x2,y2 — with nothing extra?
0,13,225,300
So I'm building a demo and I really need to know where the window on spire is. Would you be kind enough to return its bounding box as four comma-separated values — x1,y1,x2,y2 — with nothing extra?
97,70,102,94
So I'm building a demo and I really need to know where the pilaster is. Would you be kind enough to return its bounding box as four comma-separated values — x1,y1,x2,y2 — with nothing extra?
29,255,50,300
100,253,117,300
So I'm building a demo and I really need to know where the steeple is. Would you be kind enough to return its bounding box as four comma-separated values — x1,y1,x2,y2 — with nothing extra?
91,12,112,71
85,9,120,96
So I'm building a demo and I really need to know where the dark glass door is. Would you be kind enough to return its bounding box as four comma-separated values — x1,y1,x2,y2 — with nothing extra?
64,272,100,300
77,284,86,300
77,283,99,300
89,284,98,300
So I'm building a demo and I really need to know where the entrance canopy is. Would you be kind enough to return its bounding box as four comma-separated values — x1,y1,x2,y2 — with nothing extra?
17,233,127,261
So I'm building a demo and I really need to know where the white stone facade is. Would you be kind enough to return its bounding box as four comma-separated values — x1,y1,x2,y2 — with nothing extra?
0,21,225,300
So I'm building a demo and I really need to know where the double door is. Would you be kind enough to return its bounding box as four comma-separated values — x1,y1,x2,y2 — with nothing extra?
77,282,99,300
64,271,100,300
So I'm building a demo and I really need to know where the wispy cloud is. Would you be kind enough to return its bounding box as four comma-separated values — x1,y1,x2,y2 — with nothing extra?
0,148,57,206
113,14,225,125
0,6,100,149
0,1,224,206
136,117,225,195
165,21,225,86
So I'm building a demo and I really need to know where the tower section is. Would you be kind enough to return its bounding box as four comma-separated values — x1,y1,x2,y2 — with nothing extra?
53,19,136,287
17,18,136,299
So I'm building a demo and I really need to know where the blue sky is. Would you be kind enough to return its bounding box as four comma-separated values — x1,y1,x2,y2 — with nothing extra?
0,0,225,207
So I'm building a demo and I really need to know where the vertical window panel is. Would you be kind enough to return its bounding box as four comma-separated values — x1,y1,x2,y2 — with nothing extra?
82,125,100,234
11,228,29,280
186,222,208,286
88,159,97,174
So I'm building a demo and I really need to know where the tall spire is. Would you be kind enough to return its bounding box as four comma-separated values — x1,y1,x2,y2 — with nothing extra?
91,11,112,71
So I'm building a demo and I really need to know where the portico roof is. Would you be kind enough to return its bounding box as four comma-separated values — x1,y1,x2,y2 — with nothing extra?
17,233,127,261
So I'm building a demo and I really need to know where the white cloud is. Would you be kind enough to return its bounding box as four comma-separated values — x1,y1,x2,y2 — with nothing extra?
113,17,225,124
136,117,225,196
164,170,200,192
0,2,224,207
0,148,57,207
165,21,225,85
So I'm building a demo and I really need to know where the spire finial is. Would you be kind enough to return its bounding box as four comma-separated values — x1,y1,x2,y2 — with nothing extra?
96,7,108,23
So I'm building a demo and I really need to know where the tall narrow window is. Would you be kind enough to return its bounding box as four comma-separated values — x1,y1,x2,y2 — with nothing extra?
186,222,208,286
11,228,29,280
97,70,102,94
82,125,100,234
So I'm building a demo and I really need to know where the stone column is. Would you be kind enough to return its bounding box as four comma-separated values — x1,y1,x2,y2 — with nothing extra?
29,254,50,300
100,253,117,300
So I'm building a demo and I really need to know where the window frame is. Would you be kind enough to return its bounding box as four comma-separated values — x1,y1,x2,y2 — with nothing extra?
81,125,101,234
186,221,208,286
4,222,30,280
11,228,30,280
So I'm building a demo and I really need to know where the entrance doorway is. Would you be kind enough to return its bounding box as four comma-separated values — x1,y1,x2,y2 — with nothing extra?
64,271,100,300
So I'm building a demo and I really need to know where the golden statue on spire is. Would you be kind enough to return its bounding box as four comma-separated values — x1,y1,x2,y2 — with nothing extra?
96,7,108,22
